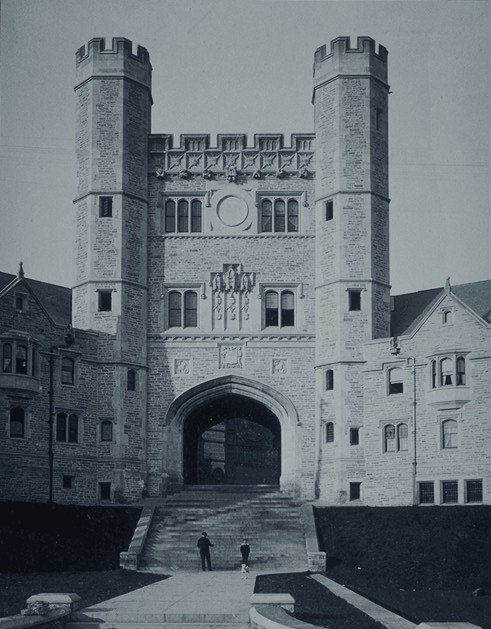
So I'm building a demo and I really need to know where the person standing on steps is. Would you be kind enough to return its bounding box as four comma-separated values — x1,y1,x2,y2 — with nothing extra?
240,538,250,568
197,531,214,571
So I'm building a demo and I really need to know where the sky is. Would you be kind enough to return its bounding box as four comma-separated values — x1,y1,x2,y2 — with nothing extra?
0,0,489,295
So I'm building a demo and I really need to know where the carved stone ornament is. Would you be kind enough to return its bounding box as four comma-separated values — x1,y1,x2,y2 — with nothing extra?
220,345,243,369
155,166,165,178
299,166,309,179
252,169,262,179
174,358,191,375
276,168,287,178
202,168,214,180
227,165,238,182
178,169,189,179
272,358,289,375
210,264,255,295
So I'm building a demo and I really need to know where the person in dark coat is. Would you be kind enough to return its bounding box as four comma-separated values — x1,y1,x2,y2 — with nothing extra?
240,538,250,565
197,531,214,571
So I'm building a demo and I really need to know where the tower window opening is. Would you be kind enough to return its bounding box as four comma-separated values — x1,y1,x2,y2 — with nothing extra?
99,482,111,501
287,199,299,232
456,356,466,386
348,290,361,311
261,199,272,232
325,422,334,443
178,199,189,232
350,427,360,446
265,291,279,326
164,198,203,233
99,197,113,218
260,197,300,233
61,357,75,385
10,407,25,438
100,420,113,442
15,295,25,311
98,291,112,312
325,369,334,390
388,367,403,394
56,412,79,443
325,199,333,221
127,369,136,391
168,291,182,327
349,482,361,501
168,290,198,328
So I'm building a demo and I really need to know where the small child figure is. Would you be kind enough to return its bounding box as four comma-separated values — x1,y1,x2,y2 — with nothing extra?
240,538,250,579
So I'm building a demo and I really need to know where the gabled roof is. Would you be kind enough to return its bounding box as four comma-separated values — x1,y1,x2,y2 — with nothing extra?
0,271,71,327
391,279,491,337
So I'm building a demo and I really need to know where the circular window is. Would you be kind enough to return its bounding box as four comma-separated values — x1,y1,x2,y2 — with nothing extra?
217,196,249,227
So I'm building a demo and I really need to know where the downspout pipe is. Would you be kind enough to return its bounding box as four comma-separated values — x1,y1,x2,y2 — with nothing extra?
410,357,417,505
48,347,55,504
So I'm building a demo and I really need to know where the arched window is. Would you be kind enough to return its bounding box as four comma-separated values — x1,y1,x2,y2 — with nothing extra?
16,344,27,374
397,423,408,451
56,412,79,443
165,199,176,232
442,419,457,449
261,199,272,232
384,424,396,452
127,369,136,391
388,367,403,394
281,291,294,327
10,407,25,438
190,200,202,233
274,199,286,232
2,343,12,373
177,199,189,232
287,199,298,232
431,360,437,389
265,291,279,326
456,357,466,386
168,291,182,327
325,422,334,443
440,358,453,386
61,357,74,385
184,291,198,327
325,369,334,391
100,420,113,442
443,310,452,324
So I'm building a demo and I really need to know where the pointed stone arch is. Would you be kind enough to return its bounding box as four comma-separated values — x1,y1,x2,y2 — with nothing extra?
163,375,299,494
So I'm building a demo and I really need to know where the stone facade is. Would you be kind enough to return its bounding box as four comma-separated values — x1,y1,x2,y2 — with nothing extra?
0,37,489,506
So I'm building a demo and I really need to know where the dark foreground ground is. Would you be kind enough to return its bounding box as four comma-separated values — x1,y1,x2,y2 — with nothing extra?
313,505,491,628
0,501,490,628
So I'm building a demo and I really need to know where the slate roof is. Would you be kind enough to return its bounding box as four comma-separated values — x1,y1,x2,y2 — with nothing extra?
391,279,491,337
0,271,72,327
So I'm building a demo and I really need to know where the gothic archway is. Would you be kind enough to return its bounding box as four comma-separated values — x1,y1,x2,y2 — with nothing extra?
183,394,281,485
163,375,299,493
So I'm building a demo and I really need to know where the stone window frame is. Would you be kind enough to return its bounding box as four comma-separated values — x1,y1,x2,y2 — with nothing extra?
325,368,334,391
464,479,483,503
163,284,202,331
440,479,459,504
441,418,458,450
98,196,113,218
260,284,301,331
349,481,362,501
387,366,404,395
1,336,39,377
428,352,468,390
325,422,334,444
99,418,114,443
127,368,136,391
324,198,334,222
97,290,113,312
9,406,28,439
441,308,454,325
62,474,75,489
59,351,80,388
162,195,204,234
346,287,364,312
98,481,112,502
383,422,408,453
418,481,435,504
349,427,360,446
258,195,301,233
14,291,29,313
55,410,82,445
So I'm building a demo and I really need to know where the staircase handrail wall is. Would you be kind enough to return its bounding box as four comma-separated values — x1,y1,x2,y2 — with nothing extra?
301,503,326,572
250,605,319,629
120,504,156,571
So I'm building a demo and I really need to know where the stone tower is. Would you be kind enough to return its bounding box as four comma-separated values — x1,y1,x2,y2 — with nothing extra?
73,38,152,499
313,37,390,502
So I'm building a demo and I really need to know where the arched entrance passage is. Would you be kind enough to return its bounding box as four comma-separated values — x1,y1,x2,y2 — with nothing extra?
183,394,281,485
164,375,298,493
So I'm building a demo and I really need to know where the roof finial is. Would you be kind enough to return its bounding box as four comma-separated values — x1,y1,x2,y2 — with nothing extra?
445,276,451,293
18,261,24,278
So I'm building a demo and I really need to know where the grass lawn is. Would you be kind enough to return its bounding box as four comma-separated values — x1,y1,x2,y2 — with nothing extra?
315,505,491,628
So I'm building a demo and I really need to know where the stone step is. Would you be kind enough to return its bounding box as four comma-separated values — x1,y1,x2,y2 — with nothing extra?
68,622,249,629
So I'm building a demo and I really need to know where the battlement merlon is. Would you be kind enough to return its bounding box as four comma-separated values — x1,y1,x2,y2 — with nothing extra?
148,133,315,153
75,37,152,92
313,36,388,91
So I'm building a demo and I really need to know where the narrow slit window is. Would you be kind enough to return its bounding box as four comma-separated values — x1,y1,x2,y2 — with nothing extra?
261,199,272,232
325,422,334,443
61,357,74,385
99,482,111,501
456,357,466,386
350,427,360,446
168,291,182,327
325,199,333,221
274,199,286,232
190,200,202,233
431,360,437,389
325,369,334,391
127,369,136,391
15,295,25,311
2,343,12,373
101,420,113,442
280,291,295,327
165,200,176,232
184,291,198,327
265,291,279,327
348,290,361,311
384,424,396,452
68,414,78,443
287,199,298,232
10,407,25,438
177,200,189,232
388,368,403,394
99,197,113,217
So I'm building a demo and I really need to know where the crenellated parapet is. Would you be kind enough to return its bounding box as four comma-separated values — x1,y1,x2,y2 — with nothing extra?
149,133,315,180
313,36,388,91
75,37,152,91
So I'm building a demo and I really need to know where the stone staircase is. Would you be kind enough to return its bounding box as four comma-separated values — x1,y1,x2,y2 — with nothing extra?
139,485,308,572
